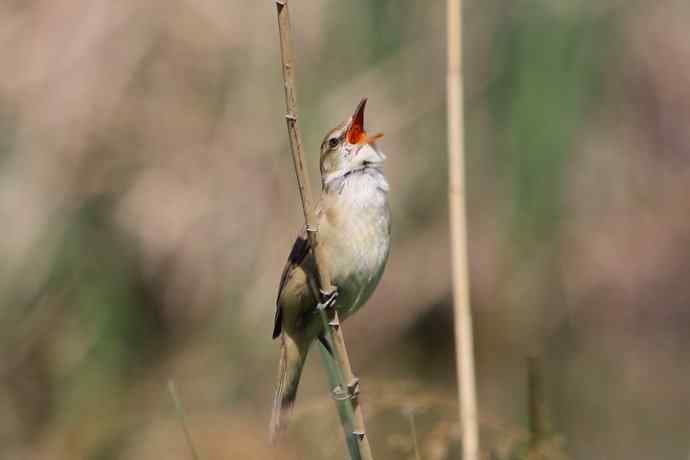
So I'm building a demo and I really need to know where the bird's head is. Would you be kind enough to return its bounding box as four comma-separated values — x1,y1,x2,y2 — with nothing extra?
319,98,385,184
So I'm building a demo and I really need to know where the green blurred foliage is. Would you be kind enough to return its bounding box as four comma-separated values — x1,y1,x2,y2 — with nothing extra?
489,2,613,246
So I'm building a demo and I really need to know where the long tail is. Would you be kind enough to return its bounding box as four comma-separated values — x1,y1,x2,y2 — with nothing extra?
269,333,309,445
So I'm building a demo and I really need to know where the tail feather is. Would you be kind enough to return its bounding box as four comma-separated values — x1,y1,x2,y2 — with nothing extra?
269,333,308,445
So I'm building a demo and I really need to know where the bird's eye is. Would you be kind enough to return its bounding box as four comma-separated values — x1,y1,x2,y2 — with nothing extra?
328,137,339,148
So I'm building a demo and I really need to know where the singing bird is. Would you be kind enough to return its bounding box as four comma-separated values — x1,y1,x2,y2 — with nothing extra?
270,98,391,442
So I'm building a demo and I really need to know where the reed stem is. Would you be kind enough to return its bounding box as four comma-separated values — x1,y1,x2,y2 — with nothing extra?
273,2,374,458
446,0,479,458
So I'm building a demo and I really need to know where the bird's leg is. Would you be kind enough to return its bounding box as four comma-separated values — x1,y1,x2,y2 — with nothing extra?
347,377,360,399
317,334,334,356
316,285,360,401
316,286,339,311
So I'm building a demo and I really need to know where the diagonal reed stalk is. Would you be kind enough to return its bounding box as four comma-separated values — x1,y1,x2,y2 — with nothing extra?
446,0,479,459
167,380,202,460
273,1,374,459
318,341,361,460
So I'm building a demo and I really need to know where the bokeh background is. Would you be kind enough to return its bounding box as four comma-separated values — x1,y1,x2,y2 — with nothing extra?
1,1,689,459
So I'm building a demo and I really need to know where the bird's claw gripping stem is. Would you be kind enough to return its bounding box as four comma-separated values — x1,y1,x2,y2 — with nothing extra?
347,377,360,399
316,287,338,311
330,377,360,401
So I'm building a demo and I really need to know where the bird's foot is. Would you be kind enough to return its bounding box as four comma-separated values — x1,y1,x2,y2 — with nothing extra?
330,378,360,401
316,287,339,311
347,377,360,399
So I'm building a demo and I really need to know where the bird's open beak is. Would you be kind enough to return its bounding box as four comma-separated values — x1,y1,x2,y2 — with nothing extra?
347,98,384,145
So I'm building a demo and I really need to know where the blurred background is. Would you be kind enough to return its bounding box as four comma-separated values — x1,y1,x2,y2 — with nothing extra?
1,1,689,459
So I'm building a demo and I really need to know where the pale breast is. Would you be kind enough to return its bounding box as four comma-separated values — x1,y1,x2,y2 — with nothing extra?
319,169,391,317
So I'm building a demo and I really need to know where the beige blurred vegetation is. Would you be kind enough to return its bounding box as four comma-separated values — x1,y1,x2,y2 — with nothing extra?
1,1,690,459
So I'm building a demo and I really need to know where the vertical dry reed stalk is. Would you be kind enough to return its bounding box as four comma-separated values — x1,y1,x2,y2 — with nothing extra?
273,2,374,459
446,0,479,459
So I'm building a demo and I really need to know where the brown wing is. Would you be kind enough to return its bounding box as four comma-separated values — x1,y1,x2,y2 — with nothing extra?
272,229,311,338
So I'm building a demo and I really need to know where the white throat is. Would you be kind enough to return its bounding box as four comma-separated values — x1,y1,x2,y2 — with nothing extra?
322,164,389,204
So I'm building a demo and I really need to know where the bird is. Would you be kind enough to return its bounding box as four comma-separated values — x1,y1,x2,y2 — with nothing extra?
270,98,391,443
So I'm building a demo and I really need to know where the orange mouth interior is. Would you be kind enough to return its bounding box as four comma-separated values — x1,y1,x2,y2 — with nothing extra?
346,98,383,144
